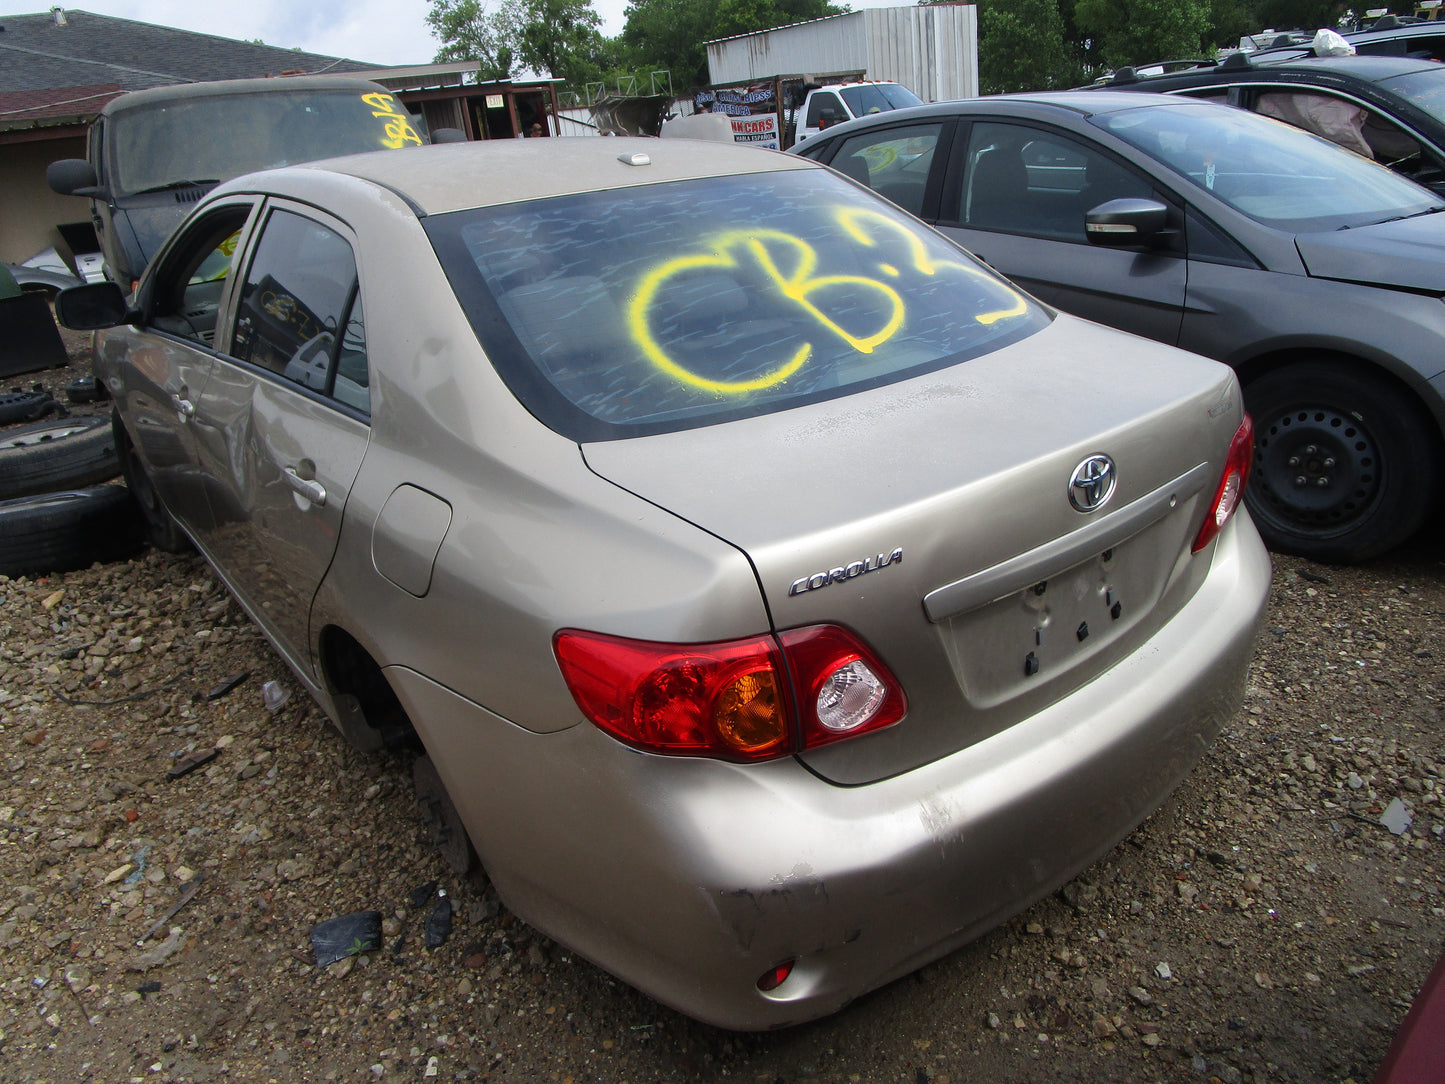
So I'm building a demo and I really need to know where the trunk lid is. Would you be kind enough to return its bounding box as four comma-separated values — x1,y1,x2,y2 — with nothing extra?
581,315,1243,784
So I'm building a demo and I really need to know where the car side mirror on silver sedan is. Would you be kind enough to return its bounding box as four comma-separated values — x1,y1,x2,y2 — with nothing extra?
54,281,137,330
1085,197,1171,247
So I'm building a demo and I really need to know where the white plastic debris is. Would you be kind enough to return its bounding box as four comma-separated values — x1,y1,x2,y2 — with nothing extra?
1380,797,1412,836
1312,28,1356,57
261,680,291,712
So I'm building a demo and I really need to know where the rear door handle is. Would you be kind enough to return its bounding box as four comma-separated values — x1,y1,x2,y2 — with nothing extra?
169,392,195,420
283,465,327,507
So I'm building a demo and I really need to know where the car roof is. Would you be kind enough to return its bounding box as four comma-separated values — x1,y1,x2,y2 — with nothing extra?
224,138,815,217
806,90,1218,130
1346,20,1445,42
1098,51,1443,89
102,75,393,115
1250,52,1445,78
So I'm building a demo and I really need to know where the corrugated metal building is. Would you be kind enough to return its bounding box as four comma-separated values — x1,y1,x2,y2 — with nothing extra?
705,4,978,103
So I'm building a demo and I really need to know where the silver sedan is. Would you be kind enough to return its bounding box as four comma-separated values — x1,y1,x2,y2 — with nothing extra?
58,138,1269,1029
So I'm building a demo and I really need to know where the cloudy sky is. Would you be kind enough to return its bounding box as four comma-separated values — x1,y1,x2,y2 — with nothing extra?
0,0,619,65
3,1,922,66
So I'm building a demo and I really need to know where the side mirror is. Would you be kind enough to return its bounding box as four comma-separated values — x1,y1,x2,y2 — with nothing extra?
1085,198,1171,247
55,282,135,330
47,158,105,199
431,127,468,144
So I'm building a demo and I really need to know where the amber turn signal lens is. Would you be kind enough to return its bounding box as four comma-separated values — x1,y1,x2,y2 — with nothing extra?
715,668,787,753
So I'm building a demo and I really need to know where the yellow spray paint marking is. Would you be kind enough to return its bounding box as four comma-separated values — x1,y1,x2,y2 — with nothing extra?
735,229,904,353
628,228,904,395
858,145,897,172
836,207,1028,325
361,92,423,149
628,207,1028,396
628,247,812,394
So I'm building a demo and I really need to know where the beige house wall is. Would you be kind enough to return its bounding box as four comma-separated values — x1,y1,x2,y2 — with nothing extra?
1,135,87,265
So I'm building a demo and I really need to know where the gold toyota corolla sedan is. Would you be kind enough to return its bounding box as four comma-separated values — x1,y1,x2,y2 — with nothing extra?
58,137,1269,1029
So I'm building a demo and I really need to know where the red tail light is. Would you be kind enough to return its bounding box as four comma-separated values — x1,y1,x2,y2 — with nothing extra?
553,625,906,761
1192,414,1254,553
757,960,795,991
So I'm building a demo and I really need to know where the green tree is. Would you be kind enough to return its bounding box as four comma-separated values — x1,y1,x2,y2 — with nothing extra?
514,0,608,85
1253,0,1347,31
977,0,1087,93
426,0,521,77
429,0,621,85
1206,0,1256,49
1073,0,1212,68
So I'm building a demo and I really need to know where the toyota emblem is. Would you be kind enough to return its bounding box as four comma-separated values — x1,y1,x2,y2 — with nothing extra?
1069,455,1116,513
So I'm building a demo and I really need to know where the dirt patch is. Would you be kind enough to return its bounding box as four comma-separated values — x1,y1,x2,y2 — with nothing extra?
0,544,1440,1083
0,320,1441,1082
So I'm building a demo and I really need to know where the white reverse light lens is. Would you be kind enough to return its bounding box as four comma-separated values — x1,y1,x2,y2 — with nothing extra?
815,659,887,732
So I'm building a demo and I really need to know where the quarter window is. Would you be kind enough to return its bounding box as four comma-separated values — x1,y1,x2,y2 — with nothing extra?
231,209,369,413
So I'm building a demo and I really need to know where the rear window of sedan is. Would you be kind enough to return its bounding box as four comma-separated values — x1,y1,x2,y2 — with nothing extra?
426,169,1050,440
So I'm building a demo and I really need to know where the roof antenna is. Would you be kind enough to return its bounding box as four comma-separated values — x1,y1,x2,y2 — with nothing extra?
51,6,68,26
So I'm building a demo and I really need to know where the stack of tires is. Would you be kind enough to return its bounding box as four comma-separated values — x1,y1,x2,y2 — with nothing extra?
0,393,148,579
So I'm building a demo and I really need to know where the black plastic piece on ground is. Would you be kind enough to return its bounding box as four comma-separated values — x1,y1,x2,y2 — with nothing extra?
205,671,250,701
311,911,384,967
425,893,453,949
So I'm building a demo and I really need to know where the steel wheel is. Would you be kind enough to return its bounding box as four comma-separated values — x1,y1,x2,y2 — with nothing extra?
1244,361,1438,562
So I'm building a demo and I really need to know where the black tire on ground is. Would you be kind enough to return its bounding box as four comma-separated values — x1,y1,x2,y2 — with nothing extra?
0,415,120,500
413,754,479,879
0,390,62,426
112,409,191,553
1243,360,1440,563
0,487,146,578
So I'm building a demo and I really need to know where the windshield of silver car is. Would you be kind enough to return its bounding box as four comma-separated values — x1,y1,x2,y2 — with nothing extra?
1093,103,1444,231
110,89,423,196
427,170,1051,440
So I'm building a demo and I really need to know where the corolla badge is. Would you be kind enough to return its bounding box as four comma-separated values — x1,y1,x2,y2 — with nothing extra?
1069,455,1117,513
790,548,903,596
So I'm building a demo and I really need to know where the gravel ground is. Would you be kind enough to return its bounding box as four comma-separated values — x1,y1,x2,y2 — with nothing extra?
1,331,1442,1084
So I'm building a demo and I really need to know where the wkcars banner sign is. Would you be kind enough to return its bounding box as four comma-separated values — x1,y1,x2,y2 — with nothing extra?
694,84,782,150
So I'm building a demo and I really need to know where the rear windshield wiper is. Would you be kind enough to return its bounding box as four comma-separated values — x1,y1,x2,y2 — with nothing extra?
132,179,220,195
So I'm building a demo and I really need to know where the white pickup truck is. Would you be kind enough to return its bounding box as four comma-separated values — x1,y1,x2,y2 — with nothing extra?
792,81,924,145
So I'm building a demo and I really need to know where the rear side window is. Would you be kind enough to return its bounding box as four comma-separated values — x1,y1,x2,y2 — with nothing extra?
428,169,1049,441
231,209,369,414
827,123,944,216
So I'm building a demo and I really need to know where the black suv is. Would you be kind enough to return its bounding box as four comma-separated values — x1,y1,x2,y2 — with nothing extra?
48,76,430,287
1083,52,1445,193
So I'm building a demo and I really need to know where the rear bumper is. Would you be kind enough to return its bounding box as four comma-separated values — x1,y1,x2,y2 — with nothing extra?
389,513,1270,1030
